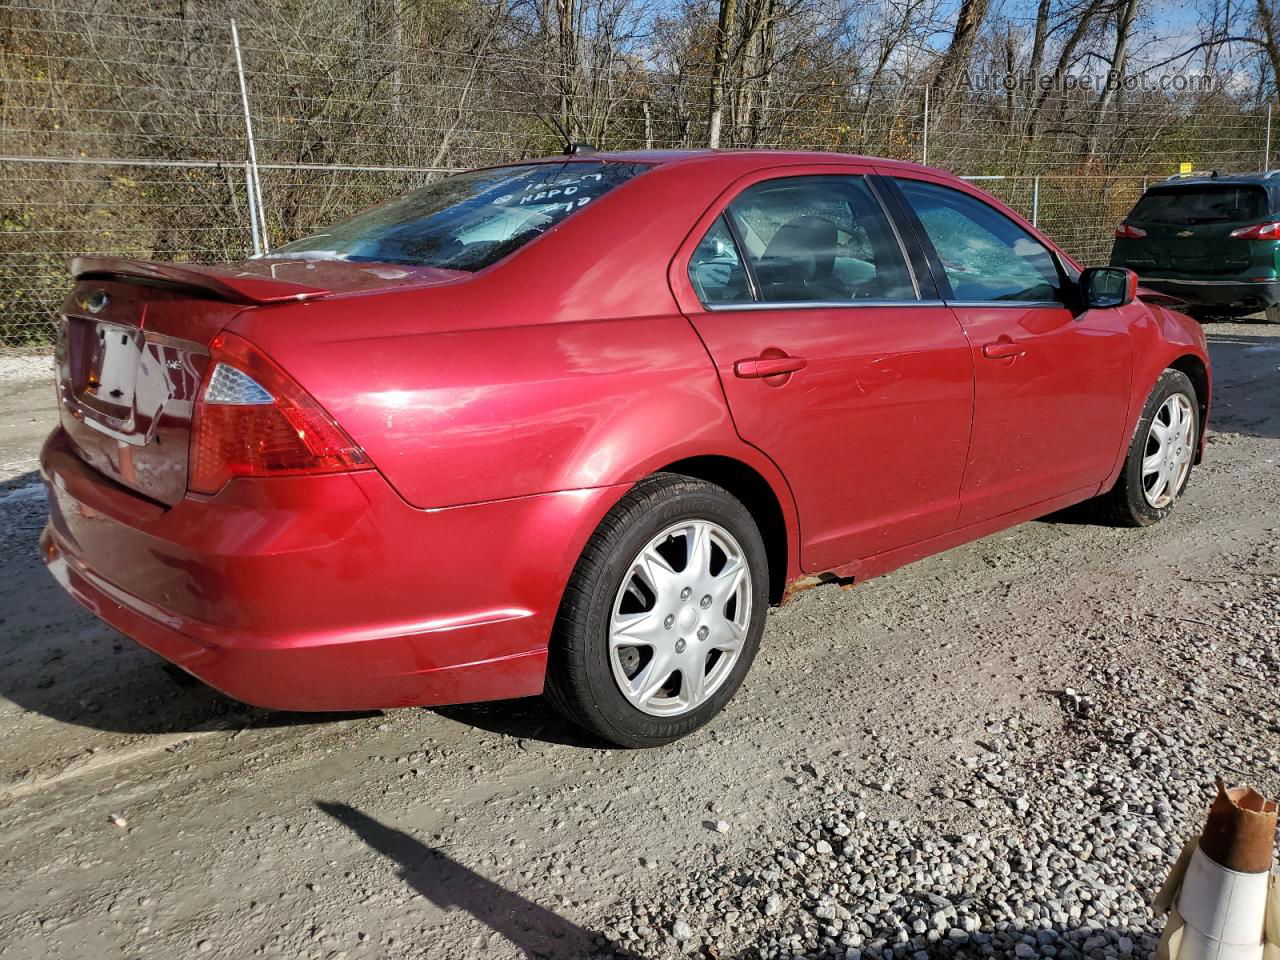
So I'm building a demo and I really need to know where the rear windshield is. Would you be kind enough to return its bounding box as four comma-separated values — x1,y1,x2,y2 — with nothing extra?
1128,184,1268,225
268,161,648,271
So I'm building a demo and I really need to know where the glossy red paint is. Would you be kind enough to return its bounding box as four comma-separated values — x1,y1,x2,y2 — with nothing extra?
42,427,630,709
40,150,1211,713
666,161,974,570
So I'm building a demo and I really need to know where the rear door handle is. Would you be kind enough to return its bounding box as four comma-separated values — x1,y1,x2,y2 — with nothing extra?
734,356,808,378
982,341,1026,359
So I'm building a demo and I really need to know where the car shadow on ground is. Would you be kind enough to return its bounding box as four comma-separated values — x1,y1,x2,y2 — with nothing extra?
1200,330,1280,441
318,800,641,959
431,696,612,749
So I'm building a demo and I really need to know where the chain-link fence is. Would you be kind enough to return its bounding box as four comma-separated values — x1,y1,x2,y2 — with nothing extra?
1,2,1274,345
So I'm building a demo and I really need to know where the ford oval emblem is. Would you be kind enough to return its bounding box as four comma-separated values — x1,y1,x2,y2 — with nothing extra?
83,290,109,314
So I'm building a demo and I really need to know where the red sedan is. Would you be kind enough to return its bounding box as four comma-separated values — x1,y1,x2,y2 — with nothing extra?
41,151,1210,747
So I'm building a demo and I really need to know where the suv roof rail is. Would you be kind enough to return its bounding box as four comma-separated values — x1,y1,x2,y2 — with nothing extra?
1163,169,1220,180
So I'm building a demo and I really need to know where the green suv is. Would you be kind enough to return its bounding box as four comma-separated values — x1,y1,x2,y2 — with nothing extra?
1110,171,1280,322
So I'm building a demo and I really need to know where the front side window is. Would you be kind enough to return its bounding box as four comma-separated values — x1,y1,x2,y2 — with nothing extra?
897,179,1062,303
269,161,647,272
706,175,914,304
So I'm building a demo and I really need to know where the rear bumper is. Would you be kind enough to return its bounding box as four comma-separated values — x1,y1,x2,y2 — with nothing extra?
1138,277,1280,309
40,428,623,711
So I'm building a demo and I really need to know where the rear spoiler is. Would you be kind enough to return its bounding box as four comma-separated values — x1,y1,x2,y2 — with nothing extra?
70,257,331,305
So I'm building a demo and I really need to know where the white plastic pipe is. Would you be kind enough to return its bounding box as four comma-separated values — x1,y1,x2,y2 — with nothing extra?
1173,845,1270,960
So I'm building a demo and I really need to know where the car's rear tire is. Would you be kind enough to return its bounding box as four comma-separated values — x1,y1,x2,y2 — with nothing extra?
1093,368,1199,527
545,473,769,747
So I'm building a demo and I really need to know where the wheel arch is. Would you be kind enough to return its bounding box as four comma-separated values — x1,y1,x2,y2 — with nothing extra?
657,455,792,606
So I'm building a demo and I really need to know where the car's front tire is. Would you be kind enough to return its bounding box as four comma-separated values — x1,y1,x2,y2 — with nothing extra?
545,473,769,747
1094,368,1199,526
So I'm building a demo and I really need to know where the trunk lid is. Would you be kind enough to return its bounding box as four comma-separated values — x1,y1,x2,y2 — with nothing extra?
1133,221,1255,276
56,257,466,505
56,279,241,505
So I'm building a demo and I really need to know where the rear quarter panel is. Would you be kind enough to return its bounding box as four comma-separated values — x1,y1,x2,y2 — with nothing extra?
246,309,740,507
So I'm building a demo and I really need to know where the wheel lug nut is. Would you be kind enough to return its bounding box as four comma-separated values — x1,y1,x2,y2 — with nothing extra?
680,587,692,600
663,614,675,629
697,626,709,641
700,594,712,608
675,638,687,653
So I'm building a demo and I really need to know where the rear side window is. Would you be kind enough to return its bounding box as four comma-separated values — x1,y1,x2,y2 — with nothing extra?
689,216,753,305
1127,185,1267,225
269,161,647,271
726,176,915,303
897,179,1062,303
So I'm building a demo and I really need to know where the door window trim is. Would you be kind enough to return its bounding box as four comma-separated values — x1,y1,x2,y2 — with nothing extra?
690,172,927,312
944,300,1071,309
707,299,948,312
720,210,761,302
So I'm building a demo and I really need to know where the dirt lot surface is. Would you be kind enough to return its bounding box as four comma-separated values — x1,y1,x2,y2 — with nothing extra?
0,325,1278,960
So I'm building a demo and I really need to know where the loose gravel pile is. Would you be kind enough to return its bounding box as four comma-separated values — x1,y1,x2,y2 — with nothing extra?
597,572,1280,960
0,352,53,384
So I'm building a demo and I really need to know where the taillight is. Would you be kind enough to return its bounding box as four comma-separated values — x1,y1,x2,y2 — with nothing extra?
1228,221,1280,240
188,332,371,495
1115,223,1147,239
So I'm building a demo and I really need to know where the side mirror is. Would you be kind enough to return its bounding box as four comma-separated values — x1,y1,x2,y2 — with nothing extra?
1081,266,1138,308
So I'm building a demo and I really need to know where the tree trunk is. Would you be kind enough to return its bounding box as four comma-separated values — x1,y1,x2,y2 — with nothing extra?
1024,0,1106,139
1027,0,1051,85
1086,0,1140,157
1257,0,1280,94
707,0,738,148
932,0,991,99
750,0,777,146
389,0,403,118
557,0,581,139
1004,29,1016,118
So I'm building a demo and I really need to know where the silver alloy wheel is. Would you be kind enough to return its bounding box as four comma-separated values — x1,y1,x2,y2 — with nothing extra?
1142,392,1195,509
608,519,752,717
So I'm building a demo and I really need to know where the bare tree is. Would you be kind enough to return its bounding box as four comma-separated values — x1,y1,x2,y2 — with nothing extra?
931,0,993,97
707,0,738,146
1256,0,1280,92
1085,0,1141,157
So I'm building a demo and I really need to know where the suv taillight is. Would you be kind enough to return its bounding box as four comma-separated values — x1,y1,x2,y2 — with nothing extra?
189,332,371,495
1228,221,1280,240
1114,223,1147,239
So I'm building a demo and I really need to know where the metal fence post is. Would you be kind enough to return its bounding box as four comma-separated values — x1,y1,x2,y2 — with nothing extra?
921,85,930,166
230,19,269,253
1266,104,1273,171
1031,176,1039,227
243,160,262,256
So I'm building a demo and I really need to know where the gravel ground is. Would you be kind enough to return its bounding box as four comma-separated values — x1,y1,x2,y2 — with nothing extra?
0,322,1278,960
597,569,1280,959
